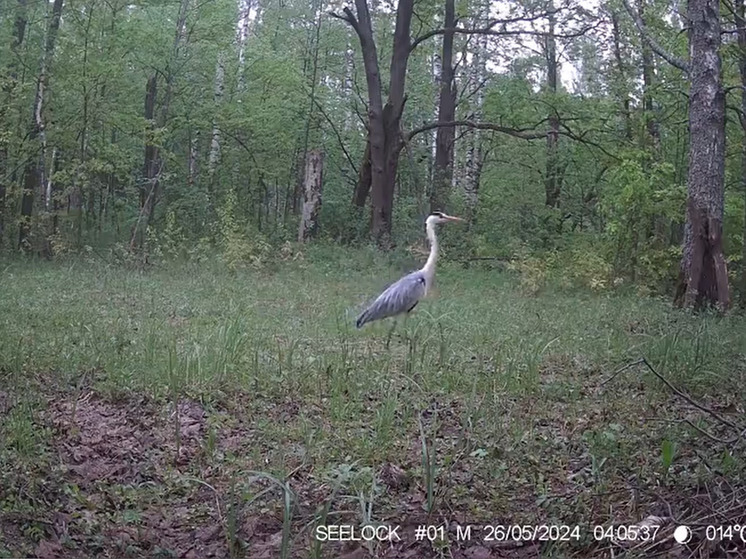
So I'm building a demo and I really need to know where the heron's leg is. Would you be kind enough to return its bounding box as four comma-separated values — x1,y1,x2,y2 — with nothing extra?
402,302,417,344
385,319,398,349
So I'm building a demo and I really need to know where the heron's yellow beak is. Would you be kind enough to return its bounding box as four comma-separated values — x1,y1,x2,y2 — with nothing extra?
445,215,465,222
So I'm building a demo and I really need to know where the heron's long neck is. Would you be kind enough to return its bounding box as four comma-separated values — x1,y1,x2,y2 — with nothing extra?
422,222,438,282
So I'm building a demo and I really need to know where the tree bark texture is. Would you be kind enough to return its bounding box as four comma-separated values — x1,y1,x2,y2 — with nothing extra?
208,52,225,192
298,149,324,242
130,74,159,251
236,0,253,92
544,5,562,209
340,0,413,248
353,140,372,207
676,0,729,309
295,8,322,215
737,0,746,307
18,0,64,253
430,0,456,213
188,129,199,188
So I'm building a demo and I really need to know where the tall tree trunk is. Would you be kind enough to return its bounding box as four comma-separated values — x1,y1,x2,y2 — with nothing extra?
0,0,28,246
737,0,746,307
463,5,489,226
638,0,660,150
236,0,253,92
339,0,414,248
352,140,372,207
130,0,189,252
344,30,355,132
188,129,199,189
131,74,159,251
544,4,562,209
295,6,322,215
18,0,64,254
675,0,729,309
610,10,633,141
298,149,324,242
430,0,456,213
49,148,61,236
208,52,225,196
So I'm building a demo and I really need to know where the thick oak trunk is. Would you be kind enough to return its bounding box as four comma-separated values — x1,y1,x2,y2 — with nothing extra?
298,149,324,242
339,0,413,248
675,0,729,309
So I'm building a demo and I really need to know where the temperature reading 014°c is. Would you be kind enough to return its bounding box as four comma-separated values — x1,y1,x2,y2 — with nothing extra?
706,525,746,543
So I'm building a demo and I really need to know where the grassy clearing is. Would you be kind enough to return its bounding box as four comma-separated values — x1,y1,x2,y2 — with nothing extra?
1,250,745,558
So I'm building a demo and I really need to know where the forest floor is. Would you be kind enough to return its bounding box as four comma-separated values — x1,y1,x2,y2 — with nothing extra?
1,251,746,559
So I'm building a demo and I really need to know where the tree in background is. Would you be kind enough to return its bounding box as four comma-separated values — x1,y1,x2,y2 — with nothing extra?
0,0,744,305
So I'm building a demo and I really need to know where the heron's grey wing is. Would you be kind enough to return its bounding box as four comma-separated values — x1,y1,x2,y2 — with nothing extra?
356,271,426,328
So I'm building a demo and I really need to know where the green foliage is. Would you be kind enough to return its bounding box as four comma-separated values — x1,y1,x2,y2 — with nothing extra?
216,188,271,270
601,152,684,289
660,439,676,479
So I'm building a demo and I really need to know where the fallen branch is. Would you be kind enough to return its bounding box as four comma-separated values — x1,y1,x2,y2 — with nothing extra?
600,357,645,386
683,419,739,445
640,357,741,434
600,357,743,441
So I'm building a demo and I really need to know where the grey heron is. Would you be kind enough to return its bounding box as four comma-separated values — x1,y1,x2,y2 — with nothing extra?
356,211,465,347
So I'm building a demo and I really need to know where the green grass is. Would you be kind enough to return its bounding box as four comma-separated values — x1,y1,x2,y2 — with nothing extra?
1,251,745,558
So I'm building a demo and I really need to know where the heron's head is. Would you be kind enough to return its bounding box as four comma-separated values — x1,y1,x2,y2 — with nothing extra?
427,211,465,226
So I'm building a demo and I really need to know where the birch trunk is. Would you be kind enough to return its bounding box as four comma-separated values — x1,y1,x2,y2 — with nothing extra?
208,52,225,193
298,149,324,242
236,0,253,92
464,32,488,224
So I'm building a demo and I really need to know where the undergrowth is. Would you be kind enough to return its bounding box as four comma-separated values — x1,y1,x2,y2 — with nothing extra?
1,251,744,557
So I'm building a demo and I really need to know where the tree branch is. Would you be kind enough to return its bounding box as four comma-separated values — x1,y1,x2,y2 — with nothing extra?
312,97,358,175
640,357,741,433
407,120,620,161
621,0,689,73
329,8,360,35
408,120,549,141
410,9,564,51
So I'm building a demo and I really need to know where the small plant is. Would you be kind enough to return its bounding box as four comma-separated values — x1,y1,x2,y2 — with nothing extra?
418,410,438,514
660,439,677,481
